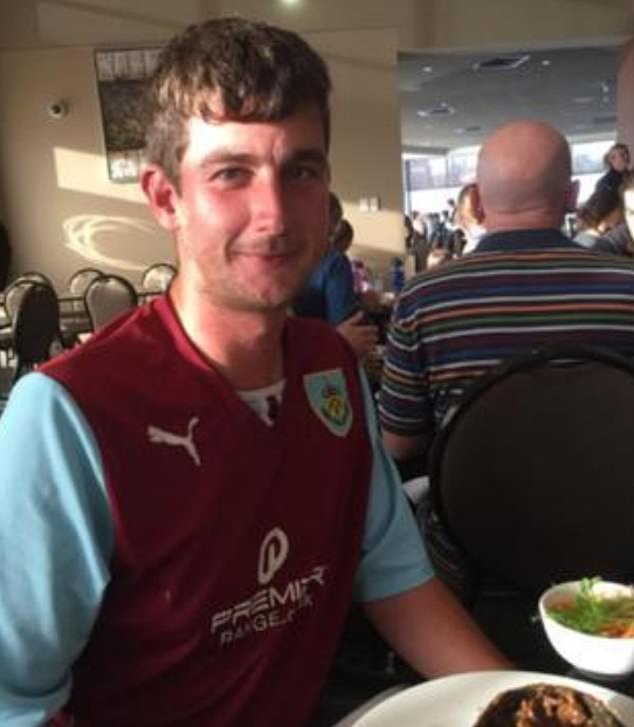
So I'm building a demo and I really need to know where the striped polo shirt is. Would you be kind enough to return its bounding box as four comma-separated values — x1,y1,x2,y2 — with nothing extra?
379,228,634,439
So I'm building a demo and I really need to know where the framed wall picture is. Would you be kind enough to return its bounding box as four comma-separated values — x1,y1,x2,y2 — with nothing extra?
95,48,161,182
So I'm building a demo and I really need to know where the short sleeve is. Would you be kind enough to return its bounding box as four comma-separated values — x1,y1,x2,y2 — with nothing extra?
379,294,432,436
0,373,112,726
355,371,434,601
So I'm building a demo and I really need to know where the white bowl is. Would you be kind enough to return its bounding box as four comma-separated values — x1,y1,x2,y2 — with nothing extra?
539,580,634,677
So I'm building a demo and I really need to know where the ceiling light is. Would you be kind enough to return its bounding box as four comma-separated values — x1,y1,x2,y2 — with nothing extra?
594,114,617,125
422,66,433,73
541,59,552,67
416,103,455,118
473,54,530,71
454,125,481,135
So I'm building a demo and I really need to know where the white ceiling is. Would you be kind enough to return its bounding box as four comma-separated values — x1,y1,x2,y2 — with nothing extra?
399,44,620,153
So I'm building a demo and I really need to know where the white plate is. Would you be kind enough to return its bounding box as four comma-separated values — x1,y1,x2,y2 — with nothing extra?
353,671,634,726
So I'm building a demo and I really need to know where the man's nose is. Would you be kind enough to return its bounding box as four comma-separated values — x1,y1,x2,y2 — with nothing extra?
252,177,287,236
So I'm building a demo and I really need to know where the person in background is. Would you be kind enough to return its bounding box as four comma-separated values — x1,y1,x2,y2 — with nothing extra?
405,212,429,271
0,17,509,727
425,244,453,270
454,182,486,254
351,257,374,294
380,120,634,473
390,256,405,293
574,184,624,248
446,197,457,224
595,142,630,195
294,213,379,358
594,169,634,258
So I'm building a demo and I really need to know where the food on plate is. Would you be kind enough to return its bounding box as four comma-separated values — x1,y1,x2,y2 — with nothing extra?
547,578,634,638
473,683,626,726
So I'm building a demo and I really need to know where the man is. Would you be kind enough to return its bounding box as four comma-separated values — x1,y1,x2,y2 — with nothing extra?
594,169,634,258
0,18,508,727
380,120,634,467
294,204,378,358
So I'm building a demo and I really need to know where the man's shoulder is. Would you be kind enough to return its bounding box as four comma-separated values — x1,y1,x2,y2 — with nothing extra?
287,314,345,345
287,315,359,368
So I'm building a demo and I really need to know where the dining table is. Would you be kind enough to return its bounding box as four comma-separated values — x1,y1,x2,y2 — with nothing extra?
309,592,634,726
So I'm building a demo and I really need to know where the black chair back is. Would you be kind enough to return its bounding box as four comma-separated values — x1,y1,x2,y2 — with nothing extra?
428,345,634,593
12,281,60,380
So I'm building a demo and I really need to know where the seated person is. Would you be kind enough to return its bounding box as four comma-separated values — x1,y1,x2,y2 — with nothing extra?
294,218,378,357
595,142,630,194
574,185,623,248
595,170,634,258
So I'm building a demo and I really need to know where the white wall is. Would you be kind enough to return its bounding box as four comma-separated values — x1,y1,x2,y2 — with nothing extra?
0,0,631,285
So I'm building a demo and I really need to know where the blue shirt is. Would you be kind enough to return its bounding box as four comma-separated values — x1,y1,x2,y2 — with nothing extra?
294,250,359,325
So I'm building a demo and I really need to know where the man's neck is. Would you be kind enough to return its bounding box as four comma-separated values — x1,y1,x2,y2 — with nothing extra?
170,282,287,391
483,208,564,234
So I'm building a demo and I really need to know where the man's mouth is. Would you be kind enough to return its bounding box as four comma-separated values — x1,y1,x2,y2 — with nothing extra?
231,242,300,259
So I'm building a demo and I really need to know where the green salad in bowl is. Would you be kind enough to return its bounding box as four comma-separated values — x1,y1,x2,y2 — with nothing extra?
539,578,634,676
546,577,634,638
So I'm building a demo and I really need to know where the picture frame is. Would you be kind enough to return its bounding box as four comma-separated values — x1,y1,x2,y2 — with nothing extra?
94,48,161,182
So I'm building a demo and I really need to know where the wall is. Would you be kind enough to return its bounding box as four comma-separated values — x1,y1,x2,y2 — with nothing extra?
0,22,405,286
0,46,174,288
0,0,631,285
309,28,405,266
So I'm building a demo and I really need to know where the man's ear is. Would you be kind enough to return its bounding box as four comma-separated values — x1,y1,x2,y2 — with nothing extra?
564,179,580,213
470,184,485,225
141,165,181,232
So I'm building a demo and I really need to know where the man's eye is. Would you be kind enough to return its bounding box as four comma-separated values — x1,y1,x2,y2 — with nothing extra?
287,164,322,182
212,168,250,184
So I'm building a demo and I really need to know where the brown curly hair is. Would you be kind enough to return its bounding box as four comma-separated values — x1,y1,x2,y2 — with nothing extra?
144,17,332,189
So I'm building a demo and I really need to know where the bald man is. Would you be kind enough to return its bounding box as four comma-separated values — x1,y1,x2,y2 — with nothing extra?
380,120,634,467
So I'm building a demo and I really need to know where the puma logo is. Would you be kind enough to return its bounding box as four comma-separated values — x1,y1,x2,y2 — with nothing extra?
147,417,201,467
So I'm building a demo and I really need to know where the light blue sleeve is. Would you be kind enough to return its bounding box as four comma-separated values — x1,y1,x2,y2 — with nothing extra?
0,373,113,727
354,370,435,602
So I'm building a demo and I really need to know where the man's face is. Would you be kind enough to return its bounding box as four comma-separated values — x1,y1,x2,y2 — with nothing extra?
155,106,330,314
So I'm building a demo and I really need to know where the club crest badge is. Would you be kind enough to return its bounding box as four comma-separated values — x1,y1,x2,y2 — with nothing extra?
303,369,353,437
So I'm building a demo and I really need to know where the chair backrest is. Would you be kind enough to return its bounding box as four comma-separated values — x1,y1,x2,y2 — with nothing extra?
84,275,138,331
429,345,634,592
12,282,60,379
15,271,54,287
4,279,34,321
68,268,102,297
141,263,176,293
